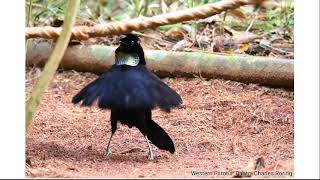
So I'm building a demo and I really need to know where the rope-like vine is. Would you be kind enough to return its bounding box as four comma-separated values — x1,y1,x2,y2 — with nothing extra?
26,0,264,40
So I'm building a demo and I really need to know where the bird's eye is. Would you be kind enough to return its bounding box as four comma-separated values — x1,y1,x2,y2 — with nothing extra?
131,40,135,45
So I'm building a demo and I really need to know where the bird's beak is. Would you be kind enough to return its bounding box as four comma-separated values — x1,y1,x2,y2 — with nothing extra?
119,35,127,45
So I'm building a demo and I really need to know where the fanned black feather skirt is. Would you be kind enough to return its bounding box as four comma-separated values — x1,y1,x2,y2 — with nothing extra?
72,65,182,111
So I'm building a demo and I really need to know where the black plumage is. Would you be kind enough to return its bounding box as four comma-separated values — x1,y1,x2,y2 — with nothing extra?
72,34,182,160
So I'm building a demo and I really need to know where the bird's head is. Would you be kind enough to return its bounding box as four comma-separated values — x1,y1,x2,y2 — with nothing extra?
119,34,141,47
115,34,146,66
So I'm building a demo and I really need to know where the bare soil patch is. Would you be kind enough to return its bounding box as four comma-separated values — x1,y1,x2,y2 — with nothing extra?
26,67,294,178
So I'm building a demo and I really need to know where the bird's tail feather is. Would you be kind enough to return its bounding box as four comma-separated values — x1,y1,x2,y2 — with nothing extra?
146,119,175,154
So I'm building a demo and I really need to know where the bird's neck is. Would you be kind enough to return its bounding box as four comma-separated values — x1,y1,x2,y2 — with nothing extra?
115,52,140,66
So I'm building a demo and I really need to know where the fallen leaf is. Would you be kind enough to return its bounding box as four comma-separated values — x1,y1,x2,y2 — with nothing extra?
228,9,247,19
235,44,250,53
165,27,185,41
233,32,260,44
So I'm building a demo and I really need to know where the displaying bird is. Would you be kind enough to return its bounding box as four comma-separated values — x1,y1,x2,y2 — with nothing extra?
72,34,182,160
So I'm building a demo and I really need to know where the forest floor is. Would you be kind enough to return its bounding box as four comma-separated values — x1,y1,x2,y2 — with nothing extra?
25,67,294,178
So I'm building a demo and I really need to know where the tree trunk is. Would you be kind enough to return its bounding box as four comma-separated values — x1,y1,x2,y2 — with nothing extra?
26,40,294,88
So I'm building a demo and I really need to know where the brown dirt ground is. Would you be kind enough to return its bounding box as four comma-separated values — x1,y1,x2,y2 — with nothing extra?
25,67,294,178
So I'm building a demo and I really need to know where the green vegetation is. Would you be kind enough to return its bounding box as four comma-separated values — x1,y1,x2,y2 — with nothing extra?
26,0,224,26
265,0,294,31
26,0,293,37
226,0,294,35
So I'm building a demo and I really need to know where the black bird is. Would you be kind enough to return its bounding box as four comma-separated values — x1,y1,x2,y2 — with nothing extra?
72,34,182,160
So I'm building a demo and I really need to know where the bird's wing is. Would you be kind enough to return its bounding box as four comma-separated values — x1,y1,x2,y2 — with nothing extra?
72,66,182,110
141,69,183,111
71,72,110,106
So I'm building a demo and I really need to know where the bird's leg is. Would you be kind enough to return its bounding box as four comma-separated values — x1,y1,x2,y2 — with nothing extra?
104,133,113,156
144,136,154,160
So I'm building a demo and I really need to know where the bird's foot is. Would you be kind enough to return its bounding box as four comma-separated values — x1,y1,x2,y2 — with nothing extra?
104,148,112,156
148,150,154,160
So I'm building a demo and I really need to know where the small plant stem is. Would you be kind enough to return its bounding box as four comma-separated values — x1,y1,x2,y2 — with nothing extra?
26,0,80,130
